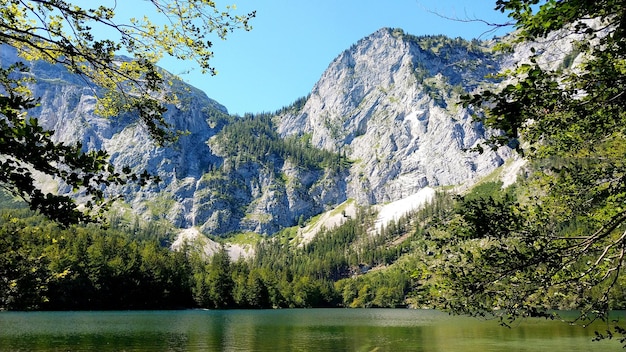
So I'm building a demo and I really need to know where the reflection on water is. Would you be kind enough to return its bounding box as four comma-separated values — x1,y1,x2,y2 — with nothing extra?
0,309,621,351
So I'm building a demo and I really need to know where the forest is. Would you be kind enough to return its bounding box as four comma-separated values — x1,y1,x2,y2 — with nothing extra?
0,184,446,310
4,166,623,311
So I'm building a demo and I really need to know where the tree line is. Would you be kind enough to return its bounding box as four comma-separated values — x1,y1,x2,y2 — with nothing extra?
0,190,454,310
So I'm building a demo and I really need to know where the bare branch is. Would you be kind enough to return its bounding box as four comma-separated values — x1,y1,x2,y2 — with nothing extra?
418,3,514,39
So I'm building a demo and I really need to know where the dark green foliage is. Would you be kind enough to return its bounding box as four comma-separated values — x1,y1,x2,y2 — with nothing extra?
335,268,410,308
431,178,626,339
191,247,234,308
0,213,51,310
0,197,389,309
273,95,309,115
216,113,350,171
241,193,455,309
5,1,626,327
454,182,521,239
0,207,193,310
253,210,370,281
449,1,626,340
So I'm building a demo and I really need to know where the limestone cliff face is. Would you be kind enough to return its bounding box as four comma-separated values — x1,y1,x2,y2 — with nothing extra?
2,45,348,235
278,28,510,204
1,27,520,236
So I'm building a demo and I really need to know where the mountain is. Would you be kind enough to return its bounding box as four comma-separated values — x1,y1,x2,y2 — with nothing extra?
278,28,510,204
0,28,513,237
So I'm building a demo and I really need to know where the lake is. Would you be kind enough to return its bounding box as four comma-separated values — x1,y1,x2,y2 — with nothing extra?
0,309,621,351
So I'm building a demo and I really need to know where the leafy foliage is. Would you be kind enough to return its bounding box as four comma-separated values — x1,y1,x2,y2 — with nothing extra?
1,0,254,138
0,0,254,224
6,7,626,347
0,207,192,310
0,63,155,225
451,0,626,339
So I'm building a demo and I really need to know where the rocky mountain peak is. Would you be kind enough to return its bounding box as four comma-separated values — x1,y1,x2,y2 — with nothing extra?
278,28,509,204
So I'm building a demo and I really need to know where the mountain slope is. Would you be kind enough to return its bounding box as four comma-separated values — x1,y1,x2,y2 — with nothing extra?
1,28,513,236
278,28,510,204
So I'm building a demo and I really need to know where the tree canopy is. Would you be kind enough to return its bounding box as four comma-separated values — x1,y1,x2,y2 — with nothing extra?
446,0,626,339
0,0,254,225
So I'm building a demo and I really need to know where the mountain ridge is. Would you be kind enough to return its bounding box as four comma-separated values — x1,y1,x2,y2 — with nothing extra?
1,27,514,236
278,27,510,204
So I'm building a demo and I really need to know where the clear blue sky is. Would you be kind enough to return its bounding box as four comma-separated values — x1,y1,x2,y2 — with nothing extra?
158,1,513,115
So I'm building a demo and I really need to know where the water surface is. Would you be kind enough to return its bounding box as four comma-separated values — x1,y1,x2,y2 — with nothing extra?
0,309,620,351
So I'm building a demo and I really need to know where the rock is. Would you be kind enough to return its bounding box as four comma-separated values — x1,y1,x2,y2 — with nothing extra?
278,28,510,205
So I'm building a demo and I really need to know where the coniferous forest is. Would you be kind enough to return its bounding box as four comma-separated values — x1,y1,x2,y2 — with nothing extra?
0,186,447,310
4,169,624,311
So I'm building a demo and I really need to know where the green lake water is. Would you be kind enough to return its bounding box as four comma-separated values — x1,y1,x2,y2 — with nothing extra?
0,309,622,351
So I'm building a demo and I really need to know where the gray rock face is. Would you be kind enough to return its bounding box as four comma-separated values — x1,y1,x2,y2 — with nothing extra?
1,27,515,235
278,28,510,204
